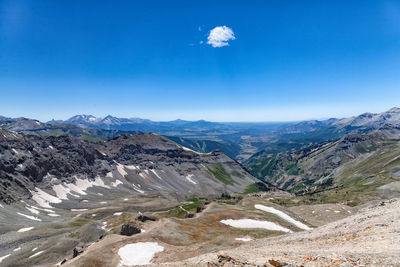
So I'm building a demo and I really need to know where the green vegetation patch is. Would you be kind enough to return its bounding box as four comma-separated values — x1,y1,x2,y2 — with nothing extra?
68,232,81,238
207,164,238,185
68,219,92,228
166,197,206,218
231,170,245,178
285,163,300,175
243,182,271,194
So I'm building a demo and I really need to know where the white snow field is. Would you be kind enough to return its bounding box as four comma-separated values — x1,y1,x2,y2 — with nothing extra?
28,177,114,209
53,177,111,200
220,219,292,233
118,242,164,266
111,179,123,187
117,163,128,176
31,187,62,208
254,204,312,231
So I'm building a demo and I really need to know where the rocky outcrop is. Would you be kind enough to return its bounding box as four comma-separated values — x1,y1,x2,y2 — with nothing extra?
137,215,156,222
0,130,258,205
120,223,141,236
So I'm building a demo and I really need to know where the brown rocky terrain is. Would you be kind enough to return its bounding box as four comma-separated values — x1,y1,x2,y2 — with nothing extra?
156,198,400,266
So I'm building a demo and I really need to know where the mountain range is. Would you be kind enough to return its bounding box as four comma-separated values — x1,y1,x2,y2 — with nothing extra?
0,130,258,205
1,107,400,266
2,107,399,162
244,124,400,205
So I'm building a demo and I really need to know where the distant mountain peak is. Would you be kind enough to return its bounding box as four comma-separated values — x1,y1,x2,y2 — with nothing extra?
387,107,400,113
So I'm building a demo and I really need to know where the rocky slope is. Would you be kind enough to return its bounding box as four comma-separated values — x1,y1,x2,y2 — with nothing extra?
161,198,400,266
245,125,400,205
0,130,259,206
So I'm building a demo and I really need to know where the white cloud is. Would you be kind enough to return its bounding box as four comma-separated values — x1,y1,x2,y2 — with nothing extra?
207,26,236,47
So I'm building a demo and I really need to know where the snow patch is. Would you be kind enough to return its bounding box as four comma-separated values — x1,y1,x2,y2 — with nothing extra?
17,227,34,232
92,177,110,189
254,204,312,231
29,250,44,258
113,212,123,216
62,177,109,196
117,164,128,176
13,247,21,252
185,174,197,185
48,213,60,217
30,205,54,213
131,183,145,194
0,254,10,263
31,187,62,208
26,206,40,215
118,242,164,266
180,145,210,155
17,212,41,221
220,219,292,233
111,180,123,187
125,165,137,170
52,184,72,200
150,169,162,180
71,209,88,212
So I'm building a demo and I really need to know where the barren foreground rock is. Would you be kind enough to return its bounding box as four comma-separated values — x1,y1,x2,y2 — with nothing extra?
158,199,400,266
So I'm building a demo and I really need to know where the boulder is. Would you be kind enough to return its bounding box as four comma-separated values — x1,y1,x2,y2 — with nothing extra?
73,247,83,258
137,215,156,222
120,223,141,236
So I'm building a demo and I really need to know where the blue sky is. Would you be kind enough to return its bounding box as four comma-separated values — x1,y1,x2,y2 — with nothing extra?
1,0,400,122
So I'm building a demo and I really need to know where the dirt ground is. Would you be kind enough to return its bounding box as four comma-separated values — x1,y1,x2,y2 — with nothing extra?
60,195,368,267
157,199,400,266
